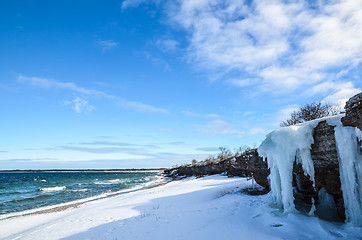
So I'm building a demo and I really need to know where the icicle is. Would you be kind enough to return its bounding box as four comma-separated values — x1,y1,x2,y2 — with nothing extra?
308,198,316,216
258,120,319,213
333,125,362,226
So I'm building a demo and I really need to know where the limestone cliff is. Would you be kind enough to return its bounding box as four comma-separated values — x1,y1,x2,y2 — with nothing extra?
164,149,269,190
342,92,362,130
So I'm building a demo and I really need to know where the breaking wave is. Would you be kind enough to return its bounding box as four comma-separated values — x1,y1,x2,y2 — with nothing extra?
39,186,66,192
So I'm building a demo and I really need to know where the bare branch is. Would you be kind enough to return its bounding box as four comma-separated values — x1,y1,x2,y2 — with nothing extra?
280,102,341,127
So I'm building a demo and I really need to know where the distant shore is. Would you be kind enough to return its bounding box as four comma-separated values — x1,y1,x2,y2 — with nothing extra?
0,168,166,173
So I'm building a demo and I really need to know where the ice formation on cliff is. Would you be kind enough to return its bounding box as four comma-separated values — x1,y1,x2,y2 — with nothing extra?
334,125,362,226
258,114,362,226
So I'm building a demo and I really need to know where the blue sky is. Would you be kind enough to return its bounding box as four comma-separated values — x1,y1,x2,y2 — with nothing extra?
1,0,361,169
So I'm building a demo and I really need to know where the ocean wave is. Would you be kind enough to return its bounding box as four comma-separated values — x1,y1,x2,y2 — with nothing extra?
39,186,66,192
70,189,87,192
5,194,53,204
94,179,127,185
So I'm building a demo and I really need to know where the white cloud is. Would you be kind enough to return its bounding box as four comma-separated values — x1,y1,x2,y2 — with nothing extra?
200,119,245,137
205,113,221,118
181,110,220,118
242,111,256,117
248,127,266,135
156,38,179,52
59,145,153,156
277,104,300,126
119,99,168,113
305,81,360,107
196,147,219,152
121,0,147,9
64,97,95,114
143,51,171,70
18,75,103,95
321,82,361,108
97,40,118,52
18,75,168,114
162,0,362,98
228,78,253,88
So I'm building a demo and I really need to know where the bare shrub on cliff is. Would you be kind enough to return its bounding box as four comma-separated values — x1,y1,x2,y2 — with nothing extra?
233,146,253,156
280,102,341,127
218,147,232,159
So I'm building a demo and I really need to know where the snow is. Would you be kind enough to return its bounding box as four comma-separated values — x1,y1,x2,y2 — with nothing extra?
0,175,360,240
258,114,362,226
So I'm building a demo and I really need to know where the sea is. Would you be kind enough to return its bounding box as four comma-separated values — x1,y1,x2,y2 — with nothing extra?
0,171,163,217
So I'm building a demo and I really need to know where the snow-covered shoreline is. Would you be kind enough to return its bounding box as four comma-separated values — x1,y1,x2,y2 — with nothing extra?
1,175,361,240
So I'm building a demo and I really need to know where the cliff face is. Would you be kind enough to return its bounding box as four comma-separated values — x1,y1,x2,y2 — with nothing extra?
164,149,270,189
293,120,344,219
341,92,362,154
231,150,269,188
342,92,362,130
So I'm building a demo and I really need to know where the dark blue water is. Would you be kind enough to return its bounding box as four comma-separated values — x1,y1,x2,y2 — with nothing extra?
0,171,162,215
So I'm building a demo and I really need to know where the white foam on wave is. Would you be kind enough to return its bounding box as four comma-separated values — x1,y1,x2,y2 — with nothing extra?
39,186,66,192
94,179,126,185
70,189,87,192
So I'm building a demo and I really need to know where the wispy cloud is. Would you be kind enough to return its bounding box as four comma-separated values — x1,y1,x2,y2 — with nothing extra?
79,141,137,147
2,158,59,162
156,38,179,52
181,110,220,119
196,147,219,152
59,145,154,156
57,140,165,156
97,40,118,52
18,75,103,95
199,119,245,137
143,51,171,70
166,141,185,146
248,127,266,135
309,81,360,107
18,75,168,113
242,111,256,117
228,78,253,88
121,0,162,9
121,0,147,9
149,0,362,103
276,104,300,126
64,97,95,114
118,98,168,113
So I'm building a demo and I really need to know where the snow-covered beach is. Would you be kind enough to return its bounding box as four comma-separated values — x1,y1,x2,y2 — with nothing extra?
1,175,361,240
